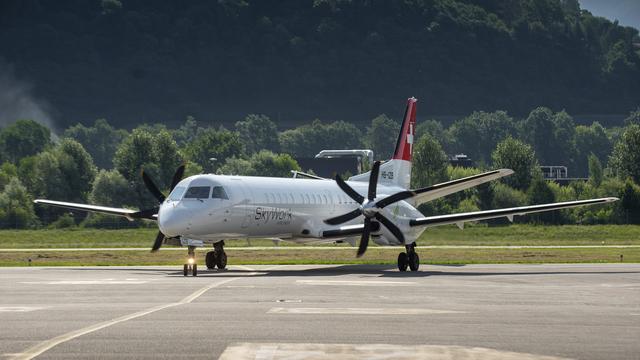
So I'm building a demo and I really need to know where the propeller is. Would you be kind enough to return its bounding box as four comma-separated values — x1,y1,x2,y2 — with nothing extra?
324,161,416,257
140,164,186,252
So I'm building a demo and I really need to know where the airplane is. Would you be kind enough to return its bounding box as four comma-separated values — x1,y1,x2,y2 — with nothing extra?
35,98,618,276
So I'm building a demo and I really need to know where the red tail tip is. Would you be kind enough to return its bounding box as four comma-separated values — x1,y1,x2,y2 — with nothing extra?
392,97,417,161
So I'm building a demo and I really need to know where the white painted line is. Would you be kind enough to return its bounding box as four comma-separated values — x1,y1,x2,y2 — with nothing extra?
11,278,237,360
268,307,465,315
0,307,44,313
218,343,573,360
297,279,417,286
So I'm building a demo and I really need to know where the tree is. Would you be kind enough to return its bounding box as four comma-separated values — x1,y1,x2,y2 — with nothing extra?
609,125,640,183
411,134,447,188
0,177,38,229
30,140,97,204
527,177,557,224
113,128,185,208
184,127,244,173
218,150,300,178
492,137,538,191
279,120,363,158
450,111,516,164
366,114,400,160
89,169,135,207
172,116,199,146
588,153,603,187
574,122,611,177
0,162,17,190
235,114,280,154
520,107,576,167
0,119,51,163
63,118,126,169
624,108,640,126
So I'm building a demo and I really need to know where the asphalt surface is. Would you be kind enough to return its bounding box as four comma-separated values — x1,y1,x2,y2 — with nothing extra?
0,264,639,359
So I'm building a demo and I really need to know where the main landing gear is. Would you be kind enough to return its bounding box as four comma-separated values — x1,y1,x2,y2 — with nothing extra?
184,246,198,277
397,243,419,272
205,241,227,271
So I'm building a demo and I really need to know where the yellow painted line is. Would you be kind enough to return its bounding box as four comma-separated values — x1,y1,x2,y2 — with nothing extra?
11,278,237,360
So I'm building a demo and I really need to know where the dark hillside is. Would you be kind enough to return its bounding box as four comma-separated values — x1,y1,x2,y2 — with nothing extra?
0,0,638,128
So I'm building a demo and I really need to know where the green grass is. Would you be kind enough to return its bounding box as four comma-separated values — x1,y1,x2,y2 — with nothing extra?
1,247,637,267
0,224,638,249
0,224,638,266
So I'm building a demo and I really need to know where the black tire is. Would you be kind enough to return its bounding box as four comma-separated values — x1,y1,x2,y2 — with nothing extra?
205,251,216,270
216,251,227,270
192,264,198,276
408,252,420,272
183,264,188,276
397,252,408,272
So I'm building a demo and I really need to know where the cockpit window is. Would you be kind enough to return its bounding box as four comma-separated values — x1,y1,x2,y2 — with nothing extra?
211,186,229,199
168,186,186,201
184,186,211,199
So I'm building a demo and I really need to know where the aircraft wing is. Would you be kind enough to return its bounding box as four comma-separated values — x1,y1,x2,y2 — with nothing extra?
412,169,514,205
33,199,157,220
410,197,618,229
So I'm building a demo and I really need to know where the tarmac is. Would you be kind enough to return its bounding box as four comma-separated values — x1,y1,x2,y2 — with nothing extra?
0,264,639,359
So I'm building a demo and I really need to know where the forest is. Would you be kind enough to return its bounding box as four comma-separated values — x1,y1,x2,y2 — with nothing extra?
0,0,639,128
1,105,640,229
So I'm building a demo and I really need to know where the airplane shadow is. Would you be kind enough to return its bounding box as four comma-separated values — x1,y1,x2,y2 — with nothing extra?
66,264,640,279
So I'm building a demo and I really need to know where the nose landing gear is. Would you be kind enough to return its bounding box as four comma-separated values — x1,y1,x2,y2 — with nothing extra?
205,241,227,270
183,246,198,276
397,243,419,272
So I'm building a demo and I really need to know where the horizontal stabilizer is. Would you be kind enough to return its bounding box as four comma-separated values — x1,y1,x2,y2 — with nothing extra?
33,199,157,220
412,169,513,205
410,197,618,228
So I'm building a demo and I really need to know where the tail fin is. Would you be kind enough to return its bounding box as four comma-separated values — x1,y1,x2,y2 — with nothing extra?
349,97,417,189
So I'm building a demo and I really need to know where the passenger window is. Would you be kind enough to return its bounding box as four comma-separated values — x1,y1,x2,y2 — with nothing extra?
277,193,282,204
289,194,295,204
211,186,228,199
305,194,310,204
184,186,210,199
270,193,276,203
323,195,328,204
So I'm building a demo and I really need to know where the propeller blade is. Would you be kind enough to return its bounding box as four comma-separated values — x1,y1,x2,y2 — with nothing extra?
375,213,405,244
356,218,371,257
169,164,186,191
335,175,365,204
368,161,381,201
130,207,159,220
376,190,416,208
323,208,362,225
141,170,166,203
151,231,165,252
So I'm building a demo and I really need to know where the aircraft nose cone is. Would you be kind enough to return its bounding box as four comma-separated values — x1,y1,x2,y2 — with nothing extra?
158,204,185,237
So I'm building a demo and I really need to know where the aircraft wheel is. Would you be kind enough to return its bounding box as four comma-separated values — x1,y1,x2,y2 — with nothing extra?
216,251,227,270
192,264,198,276
183,264,189,276
397,252,408,272
408,252,420,272
205,251,216,270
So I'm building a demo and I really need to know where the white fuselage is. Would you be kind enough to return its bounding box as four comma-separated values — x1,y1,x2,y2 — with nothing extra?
158,174,425,246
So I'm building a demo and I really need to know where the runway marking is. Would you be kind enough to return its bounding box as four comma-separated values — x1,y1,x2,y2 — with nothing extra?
11,278,238,360
268,307,465,315
0,307,44,313
218,343,573,360
296,279,417,286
